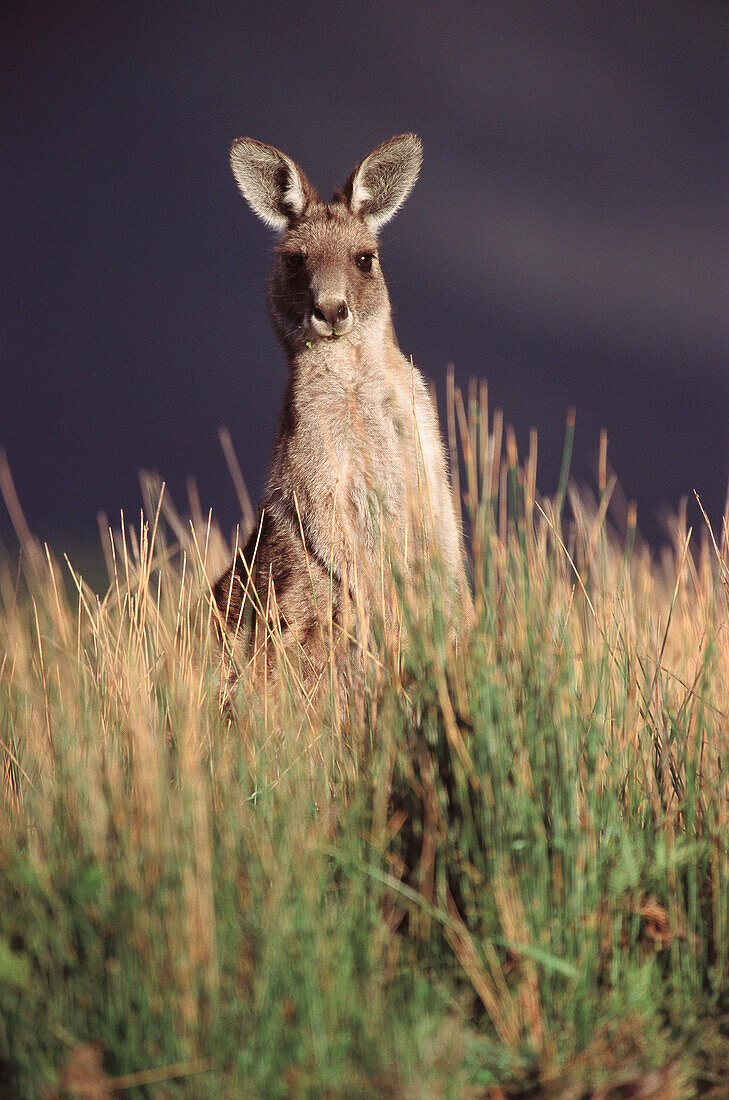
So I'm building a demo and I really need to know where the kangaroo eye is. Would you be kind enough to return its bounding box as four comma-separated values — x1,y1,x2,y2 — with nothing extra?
284,252,305,273
355,252,374,273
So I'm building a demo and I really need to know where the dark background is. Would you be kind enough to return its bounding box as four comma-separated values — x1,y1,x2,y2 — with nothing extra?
2,1,727,564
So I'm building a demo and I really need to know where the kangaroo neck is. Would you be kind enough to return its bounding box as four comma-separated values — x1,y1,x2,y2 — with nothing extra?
288,314,402,385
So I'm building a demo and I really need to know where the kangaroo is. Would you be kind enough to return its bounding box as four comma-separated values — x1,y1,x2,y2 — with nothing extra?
214,134,472,697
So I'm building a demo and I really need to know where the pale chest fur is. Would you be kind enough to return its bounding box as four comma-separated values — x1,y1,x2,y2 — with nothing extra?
268,340,441,575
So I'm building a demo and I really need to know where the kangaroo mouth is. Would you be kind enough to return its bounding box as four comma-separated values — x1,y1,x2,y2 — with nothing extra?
304,325,350,344
307,310,354,341
302,326,349,349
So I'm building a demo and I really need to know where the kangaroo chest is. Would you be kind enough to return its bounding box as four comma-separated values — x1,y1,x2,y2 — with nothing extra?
274,352,424,570
306,375,405,506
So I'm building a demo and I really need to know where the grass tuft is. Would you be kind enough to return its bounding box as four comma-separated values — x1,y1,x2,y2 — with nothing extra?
1,383,728,1097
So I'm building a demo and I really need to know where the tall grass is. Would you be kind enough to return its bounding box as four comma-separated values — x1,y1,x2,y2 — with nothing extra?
1,382,728,1098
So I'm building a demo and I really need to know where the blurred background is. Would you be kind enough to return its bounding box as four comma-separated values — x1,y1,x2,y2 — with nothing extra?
2,1,727,571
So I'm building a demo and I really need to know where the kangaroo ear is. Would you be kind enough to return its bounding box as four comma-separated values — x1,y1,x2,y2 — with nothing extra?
345,134,422,231
230,138,315,230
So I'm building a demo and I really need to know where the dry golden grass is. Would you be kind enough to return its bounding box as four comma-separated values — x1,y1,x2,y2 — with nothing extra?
1,381,728,1097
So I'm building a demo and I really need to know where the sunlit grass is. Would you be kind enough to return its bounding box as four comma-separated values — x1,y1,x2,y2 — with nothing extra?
1,381,728,1098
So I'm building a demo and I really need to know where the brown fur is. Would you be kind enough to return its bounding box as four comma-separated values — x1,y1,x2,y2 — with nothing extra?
214,135,472,698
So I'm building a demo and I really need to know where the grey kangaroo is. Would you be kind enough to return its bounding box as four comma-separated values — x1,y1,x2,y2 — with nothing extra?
214,134,472,696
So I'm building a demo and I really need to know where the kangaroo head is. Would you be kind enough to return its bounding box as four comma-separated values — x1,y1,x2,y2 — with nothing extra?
229,135,422,353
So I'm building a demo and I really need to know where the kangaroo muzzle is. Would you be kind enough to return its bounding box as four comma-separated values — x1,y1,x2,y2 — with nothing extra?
309,295,353,338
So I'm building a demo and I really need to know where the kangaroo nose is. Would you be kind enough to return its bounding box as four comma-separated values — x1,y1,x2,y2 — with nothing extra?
312,299,349,327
